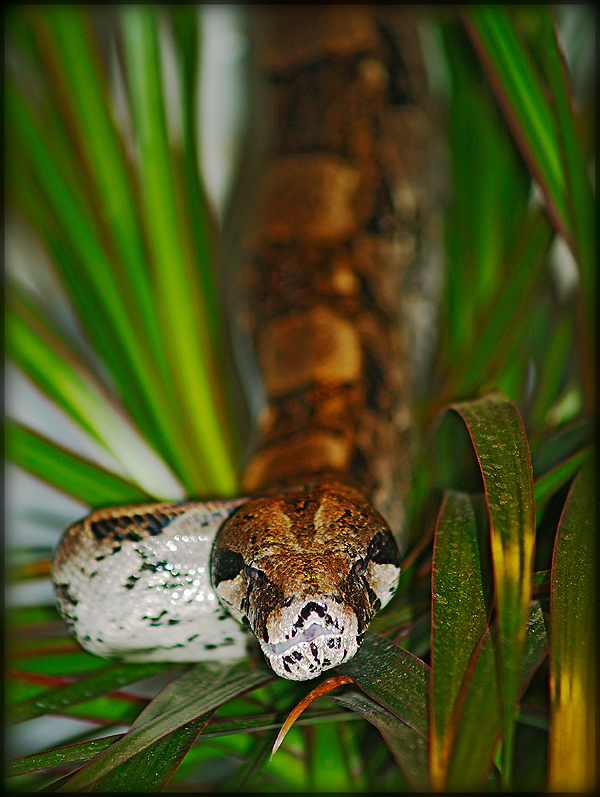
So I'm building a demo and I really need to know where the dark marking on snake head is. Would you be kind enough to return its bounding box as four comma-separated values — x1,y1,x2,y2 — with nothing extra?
301,601,326,620
211,548,245,586
365,581,378,606
367,530,401,567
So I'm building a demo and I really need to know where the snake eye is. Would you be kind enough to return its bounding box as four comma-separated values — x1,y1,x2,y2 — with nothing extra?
246,563,263,581
352,557,367,576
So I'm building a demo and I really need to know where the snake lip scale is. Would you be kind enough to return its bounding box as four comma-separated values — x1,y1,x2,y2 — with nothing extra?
259,600,357,681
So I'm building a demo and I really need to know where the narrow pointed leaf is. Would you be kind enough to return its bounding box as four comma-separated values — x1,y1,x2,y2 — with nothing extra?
168,6,222,336
271,676,353,758
333,690,429,790
7,13,239,494
532,419,594,476
120,5,237,495
7,662,174,726
5,82,164,421
336,632,429,736
457,211,554,398
446,602,548,790
462,6,569,238
430,490,488,787
6,82,200,490
548,464,595,791
534,445,592,523
445,627,502,789
535,11,595,403
93,715,210,792
59,660,273,791
6,706,361,780
35,6,169,382
6,736,123,779
449,393,535,786
6,420,154,506
6,294,185,499
441,21,530,365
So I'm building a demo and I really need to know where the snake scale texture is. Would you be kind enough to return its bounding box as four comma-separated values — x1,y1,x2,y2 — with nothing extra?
52,7,438,681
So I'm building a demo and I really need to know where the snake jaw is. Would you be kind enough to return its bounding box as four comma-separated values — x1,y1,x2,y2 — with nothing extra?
259,598,359,680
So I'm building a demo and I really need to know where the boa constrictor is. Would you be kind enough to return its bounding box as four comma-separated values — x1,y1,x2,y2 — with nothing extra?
52,7,438,681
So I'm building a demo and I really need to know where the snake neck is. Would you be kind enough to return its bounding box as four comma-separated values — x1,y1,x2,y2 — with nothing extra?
237,7,440,539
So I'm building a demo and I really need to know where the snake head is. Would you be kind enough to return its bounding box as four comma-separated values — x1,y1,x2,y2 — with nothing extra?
211,480,400,680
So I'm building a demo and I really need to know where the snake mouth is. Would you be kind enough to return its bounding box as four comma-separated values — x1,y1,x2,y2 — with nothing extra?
265,622,342,656
259,598,359,680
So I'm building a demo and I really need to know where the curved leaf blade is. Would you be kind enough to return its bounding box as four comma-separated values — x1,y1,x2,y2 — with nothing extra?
449,393,535,786
93,715,210,792
430,490,488,787
6,736,122,779
548,463,595,790
336,632,429,737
